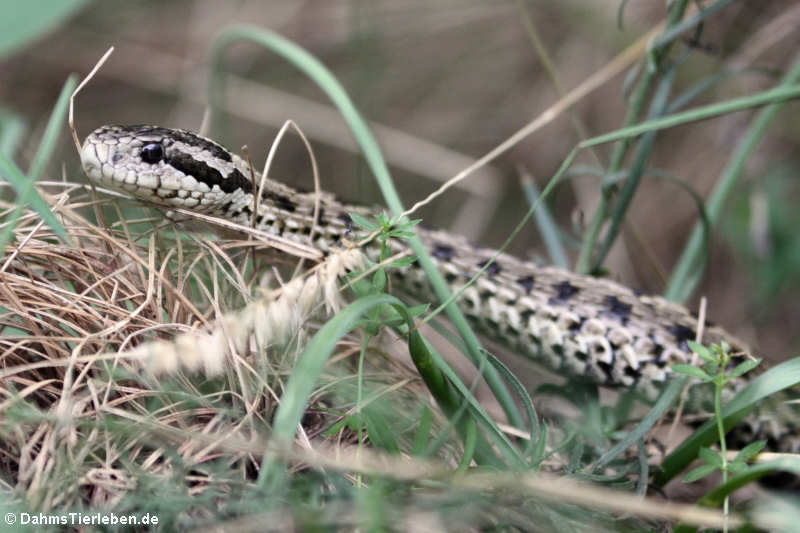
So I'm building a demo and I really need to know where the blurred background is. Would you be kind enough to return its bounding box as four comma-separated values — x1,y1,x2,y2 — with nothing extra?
2,0,799,363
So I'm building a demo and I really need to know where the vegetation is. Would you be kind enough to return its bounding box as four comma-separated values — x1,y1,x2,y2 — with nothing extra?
2,1,800,531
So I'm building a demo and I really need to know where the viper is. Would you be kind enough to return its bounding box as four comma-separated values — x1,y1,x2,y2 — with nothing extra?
79,124,796,450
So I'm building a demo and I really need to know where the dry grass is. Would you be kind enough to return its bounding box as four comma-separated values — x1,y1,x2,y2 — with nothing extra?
0,182,447,514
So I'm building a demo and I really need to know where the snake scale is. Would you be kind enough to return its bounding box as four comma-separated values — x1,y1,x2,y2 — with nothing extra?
79,124,797,452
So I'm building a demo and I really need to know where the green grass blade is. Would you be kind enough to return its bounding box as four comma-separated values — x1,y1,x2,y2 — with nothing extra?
0,154,69,244
0,110,27,159
665,53,800,302
591,60,677,270
577,80,800,275
0,0,89,58
674,456,800,532
266,291,511,480
0,75,76,250
652,0,742,51
668,69,767,114
28,74,78,179
426,343,527,469
699,456,800,507
411,405,433,456
591,377,686,472
407,329,504,467
484,351,540,452
581,84,800,150
575,0,689,274
456,419,477,473
260,293,404,488
521,176,568,269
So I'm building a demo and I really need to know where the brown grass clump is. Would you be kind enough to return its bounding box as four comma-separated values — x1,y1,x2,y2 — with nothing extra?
0,182,438,510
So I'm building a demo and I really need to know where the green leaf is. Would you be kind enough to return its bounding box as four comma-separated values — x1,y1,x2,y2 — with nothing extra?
372,267,387,292
734,440,766,463
325,416,350,436
387,221,421,239
367,303,429,329
728,358,761,380
349,212,378,231
687,341,715,364
408,330,507,468
387,229,416,239
666,57,800,303
683,463,718,483
726,461,747,473
698,456,800,507
390,256,417,268
698,446,722,467
343,413,363,431
362,405,400,454
484,349,540,452
405,303,430,318
671,364,712,381
391,218,421,230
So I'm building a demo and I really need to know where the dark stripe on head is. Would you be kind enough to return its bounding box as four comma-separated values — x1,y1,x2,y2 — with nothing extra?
165,147,253,194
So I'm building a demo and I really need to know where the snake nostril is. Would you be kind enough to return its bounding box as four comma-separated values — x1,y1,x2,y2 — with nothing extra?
112,152,124,164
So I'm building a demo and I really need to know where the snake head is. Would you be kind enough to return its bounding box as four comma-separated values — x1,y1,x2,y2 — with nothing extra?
80,124,253,212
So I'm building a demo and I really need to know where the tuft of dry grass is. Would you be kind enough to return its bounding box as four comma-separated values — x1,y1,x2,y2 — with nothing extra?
0,182,448,513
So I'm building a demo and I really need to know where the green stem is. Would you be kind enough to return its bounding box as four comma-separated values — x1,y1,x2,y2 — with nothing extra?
714,380,729,532
593,62,677,270
576,0,688,274
665,52,800,302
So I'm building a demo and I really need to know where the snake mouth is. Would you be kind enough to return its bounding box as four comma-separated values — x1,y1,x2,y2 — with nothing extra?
79,139,103,184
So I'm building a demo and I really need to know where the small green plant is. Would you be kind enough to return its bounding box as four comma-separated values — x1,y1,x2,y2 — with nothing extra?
350,211,421,256
335,212,427,454
348,211,426,330
672,341,764,528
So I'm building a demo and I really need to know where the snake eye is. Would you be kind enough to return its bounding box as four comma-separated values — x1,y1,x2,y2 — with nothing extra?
141,143,164,164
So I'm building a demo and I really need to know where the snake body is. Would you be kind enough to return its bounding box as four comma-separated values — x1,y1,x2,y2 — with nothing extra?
79,124,796,449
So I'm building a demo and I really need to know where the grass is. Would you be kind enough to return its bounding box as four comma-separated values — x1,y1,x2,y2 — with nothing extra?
3,2,800,531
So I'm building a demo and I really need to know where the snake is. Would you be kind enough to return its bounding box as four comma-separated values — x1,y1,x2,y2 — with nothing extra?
79,124,797,452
